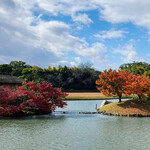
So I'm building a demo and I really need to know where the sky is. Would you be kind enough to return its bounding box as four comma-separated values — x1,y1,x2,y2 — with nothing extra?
1,0,150,71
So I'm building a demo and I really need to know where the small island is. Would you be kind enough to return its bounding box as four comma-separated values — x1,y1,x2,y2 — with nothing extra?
96,68,150,117
98,99,150,117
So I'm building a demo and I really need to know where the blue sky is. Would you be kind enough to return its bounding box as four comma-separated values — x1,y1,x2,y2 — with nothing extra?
0,0,150,71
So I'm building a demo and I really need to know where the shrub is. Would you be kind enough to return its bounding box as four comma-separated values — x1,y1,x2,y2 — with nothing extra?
0,81,67,116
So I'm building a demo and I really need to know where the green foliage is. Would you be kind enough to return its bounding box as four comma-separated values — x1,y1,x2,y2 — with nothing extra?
9,61,32,76
119,62,150,76
0,64,12,75
43,64,100,90
19,68,43,82
0,61,101,91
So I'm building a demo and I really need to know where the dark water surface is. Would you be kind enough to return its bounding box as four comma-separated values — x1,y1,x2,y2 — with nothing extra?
0,100,150,150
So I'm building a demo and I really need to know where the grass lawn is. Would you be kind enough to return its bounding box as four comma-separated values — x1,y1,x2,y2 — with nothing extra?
98,99,150,115
64,92,135,100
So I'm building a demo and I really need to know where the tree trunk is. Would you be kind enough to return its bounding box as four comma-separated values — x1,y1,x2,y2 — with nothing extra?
119,96,122,102
138,95,141,101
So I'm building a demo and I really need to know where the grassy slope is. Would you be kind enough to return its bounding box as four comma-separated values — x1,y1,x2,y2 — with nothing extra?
64,92,136,100
98,99,150,115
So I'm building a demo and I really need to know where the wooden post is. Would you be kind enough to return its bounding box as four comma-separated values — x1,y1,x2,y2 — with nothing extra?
95,104,97,110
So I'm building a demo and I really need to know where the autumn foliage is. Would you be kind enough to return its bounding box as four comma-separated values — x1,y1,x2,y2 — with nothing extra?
96,69,150,102
96,69,130,102
125,74,150,100
0,81,67,116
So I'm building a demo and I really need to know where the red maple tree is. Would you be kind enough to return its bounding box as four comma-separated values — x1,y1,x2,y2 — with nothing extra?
96,69,130,102
124,74,150,101
0,81,67,116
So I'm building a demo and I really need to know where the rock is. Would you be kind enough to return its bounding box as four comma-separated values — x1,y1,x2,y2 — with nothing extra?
98,110,150,118
127,114,131,117
79,112,97,114
100,100,112,108
102,110,106,115
141,115,147,117
131,114,136,117
115,113,119,116
97,112,102,114
112,111,116,115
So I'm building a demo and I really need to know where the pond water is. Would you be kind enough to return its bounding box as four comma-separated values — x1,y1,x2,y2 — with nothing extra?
0,100,150,150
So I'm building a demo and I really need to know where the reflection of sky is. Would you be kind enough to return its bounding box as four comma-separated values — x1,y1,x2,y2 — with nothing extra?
56,99,119,112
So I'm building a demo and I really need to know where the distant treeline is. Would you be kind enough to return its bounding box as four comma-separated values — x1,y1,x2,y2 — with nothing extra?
1,61,150,91
0,61,101,91
119,61,150,76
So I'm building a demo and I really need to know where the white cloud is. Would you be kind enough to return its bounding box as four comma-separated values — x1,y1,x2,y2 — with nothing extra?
0,1,89,61
77,42,106,56
114,43,143,63
29,20,86,56
50,60,69,67
70,62,76,66
35,0,96,25
69,57,82,67
72,13,93,25
77,42,109,67
97,0,150,31
95,30,127,40
74,57,81,64
0,56,15,64
36,0,97,15
0,0,111,68
1,0,150,69
33,0,150,32
5,0,150,31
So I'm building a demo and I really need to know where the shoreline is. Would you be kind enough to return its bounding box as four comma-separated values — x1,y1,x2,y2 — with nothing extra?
63,97,130,101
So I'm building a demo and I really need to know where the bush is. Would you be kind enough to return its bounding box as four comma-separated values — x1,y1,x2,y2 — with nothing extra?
0,81,67,117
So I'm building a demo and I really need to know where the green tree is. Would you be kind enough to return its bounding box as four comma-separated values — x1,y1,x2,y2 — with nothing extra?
119,62,150,75
9,61,31,76
19,68,43,82
0,64,12,75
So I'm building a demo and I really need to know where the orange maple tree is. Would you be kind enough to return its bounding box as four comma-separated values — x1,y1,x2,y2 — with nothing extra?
124,74,150,101
96,69,130,102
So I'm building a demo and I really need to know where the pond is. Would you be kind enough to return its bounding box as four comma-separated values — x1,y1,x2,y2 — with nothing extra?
0,100,150,150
